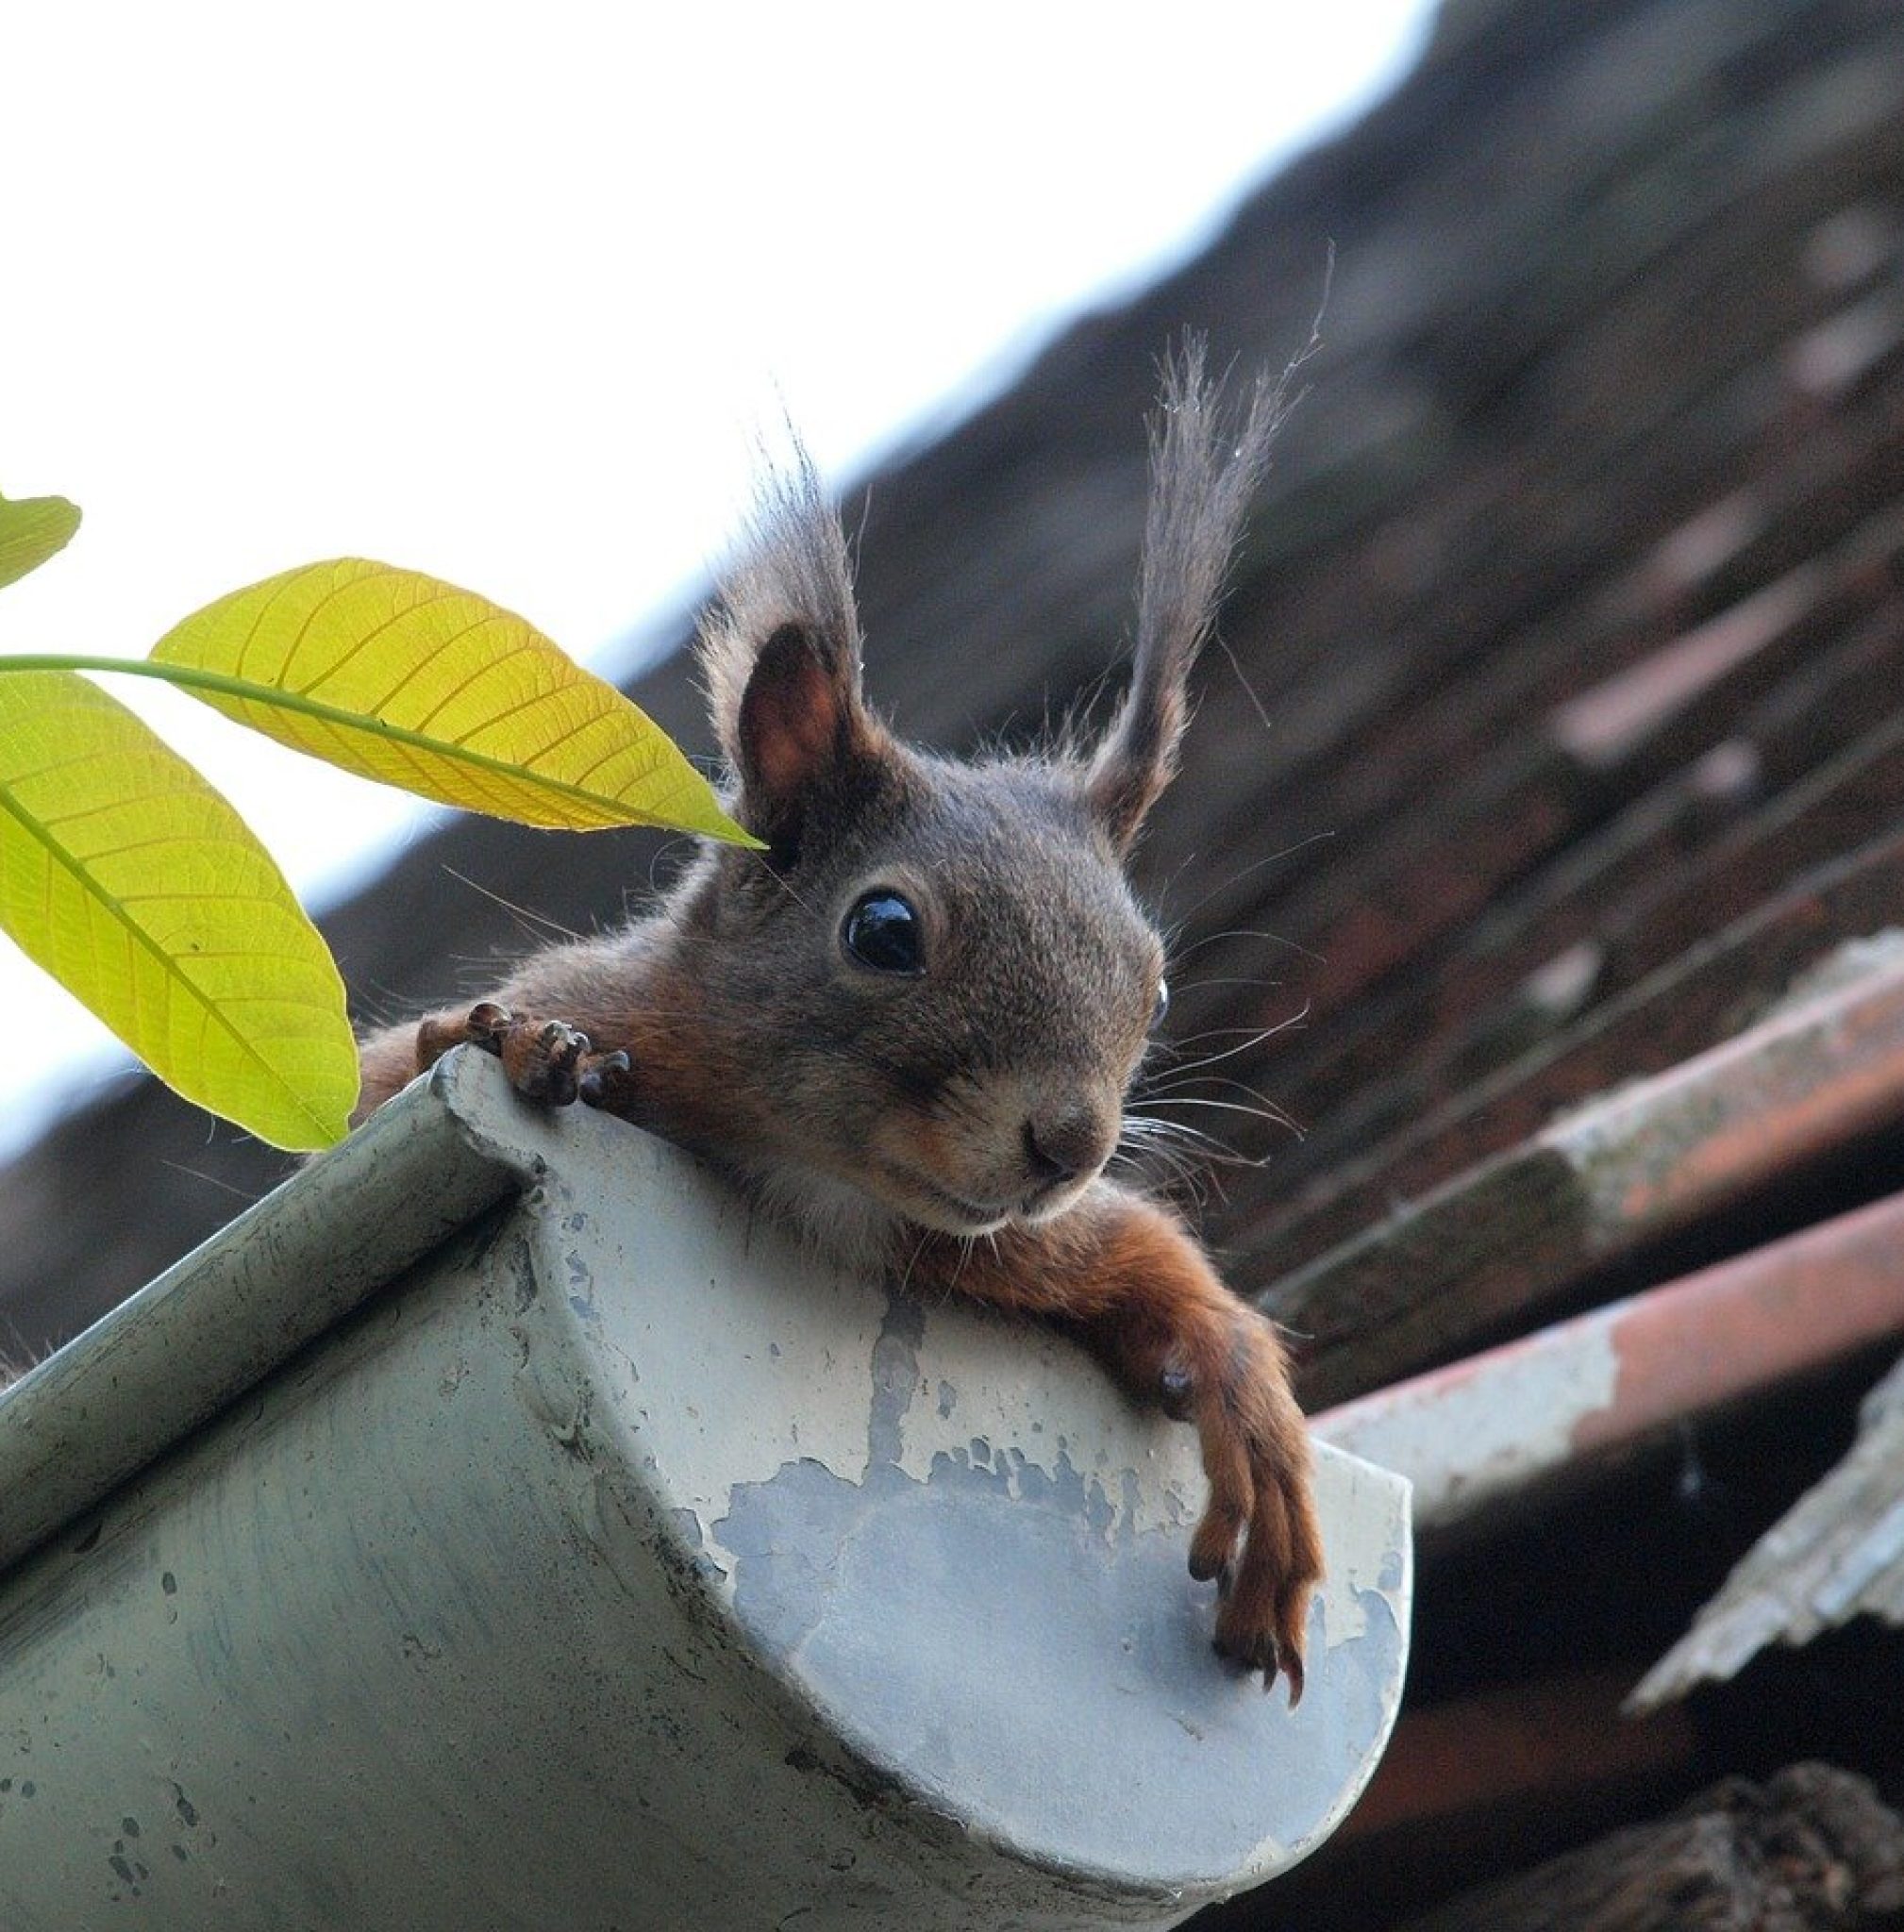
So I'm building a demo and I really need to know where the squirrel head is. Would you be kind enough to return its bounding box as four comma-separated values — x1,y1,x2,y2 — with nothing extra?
686,342,1287,1239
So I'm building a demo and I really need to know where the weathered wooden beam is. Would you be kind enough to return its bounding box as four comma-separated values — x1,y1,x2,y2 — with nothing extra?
1313,1187,1904,1536
1254,625,1904,1206
1631,1351,1904,1713
1242,837,1904,1295
1267,951,1904,1407
1389,1763,1904,1932
1185,461,1904,1183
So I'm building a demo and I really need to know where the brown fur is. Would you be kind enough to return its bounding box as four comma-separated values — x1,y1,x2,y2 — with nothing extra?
356,342,1321,1697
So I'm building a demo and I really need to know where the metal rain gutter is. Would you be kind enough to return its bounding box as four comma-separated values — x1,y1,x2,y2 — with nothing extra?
0,1048,1411,1931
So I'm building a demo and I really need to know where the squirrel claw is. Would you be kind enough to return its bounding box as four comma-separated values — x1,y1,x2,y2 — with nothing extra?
540,1020,591,1063
1158,1359,1195,1422
463,1002,513,1050
1187,1537,1230,1585
579,1049,636,1111
1173,1310,1321,1702
442,1004,632,1113
1212,1619,1301,1702
1211,1540,1313,1705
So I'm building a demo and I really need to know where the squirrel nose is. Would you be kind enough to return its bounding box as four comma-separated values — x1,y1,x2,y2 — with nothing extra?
1023,1106,1114,1187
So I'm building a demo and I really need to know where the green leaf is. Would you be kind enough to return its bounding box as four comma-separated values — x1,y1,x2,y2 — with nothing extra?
0,670,357,1151
150,558,757,841
0,492,82,591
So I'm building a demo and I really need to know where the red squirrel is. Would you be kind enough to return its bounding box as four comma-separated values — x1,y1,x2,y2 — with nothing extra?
355,344,1322,1698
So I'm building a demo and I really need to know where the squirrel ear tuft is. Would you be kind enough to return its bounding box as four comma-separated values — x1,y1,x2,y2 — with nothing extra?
1085,335,1301,853
700,444,887,849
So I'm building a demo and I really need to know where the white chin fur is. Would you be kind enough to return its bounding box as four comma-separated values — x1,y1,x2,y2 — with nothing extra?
912,1176,1091,1238
740,1156,1091,1264
930,1208,1013,1239
1017,1177,1093,1226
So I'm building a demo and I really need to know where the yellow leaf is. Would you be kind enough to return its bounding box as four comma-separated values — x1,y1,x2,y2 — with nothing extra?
0,491,82,591
150,558,755,841
0,671,357,1151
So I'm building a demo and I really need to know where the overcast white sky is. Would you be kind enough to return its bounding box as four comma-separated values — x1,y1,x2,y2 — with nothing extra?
0,1,1433,1158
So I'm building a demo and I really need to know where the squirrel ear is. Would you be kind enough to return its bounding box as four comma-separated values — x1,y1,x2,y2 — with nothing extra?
733,623,877,841
1084,336,1297,854
700,445,887,850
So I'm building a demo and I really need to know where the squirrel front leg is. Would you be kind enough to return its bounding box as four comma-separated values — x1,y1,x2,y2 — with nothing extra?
908,1190,1322,1701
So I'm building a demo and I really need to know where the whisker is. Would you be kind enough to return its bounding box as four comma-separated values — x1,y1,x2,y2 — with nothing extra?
895,1228,933,1297
1153,1013,1307,1076
1108,1140,1212,1202
1137,1093,1303,1136
1161,830,1337,929
1211,629,1276,739
437,866,584,944
1123,1114,1240,1152
1121,1113,1275,1173
158,1160,270,1204
1121,1136,1213,1182
641,834,700,904
1142,1067,1291,1104
1171,924,1325,967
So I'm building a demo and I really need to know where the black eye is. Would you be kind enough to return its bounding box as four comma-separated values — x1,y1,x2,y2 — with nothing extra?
843,891,924,974
1152,977,1170,1028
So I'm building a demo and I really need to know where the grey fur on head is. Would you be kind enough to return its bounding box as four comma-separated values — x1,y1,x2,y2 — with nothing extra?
1086,335,1303,849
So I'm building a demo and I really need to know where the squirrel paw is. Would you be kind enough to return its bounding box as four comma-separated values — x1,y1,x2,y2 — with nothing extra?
460,1004,592,1108
1179,1324,1323,1704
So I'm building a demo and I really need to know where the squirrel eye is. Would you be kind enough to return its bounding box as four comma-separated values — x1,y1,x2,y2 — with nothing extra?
1152,977,1170,1028
843,891,924,974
